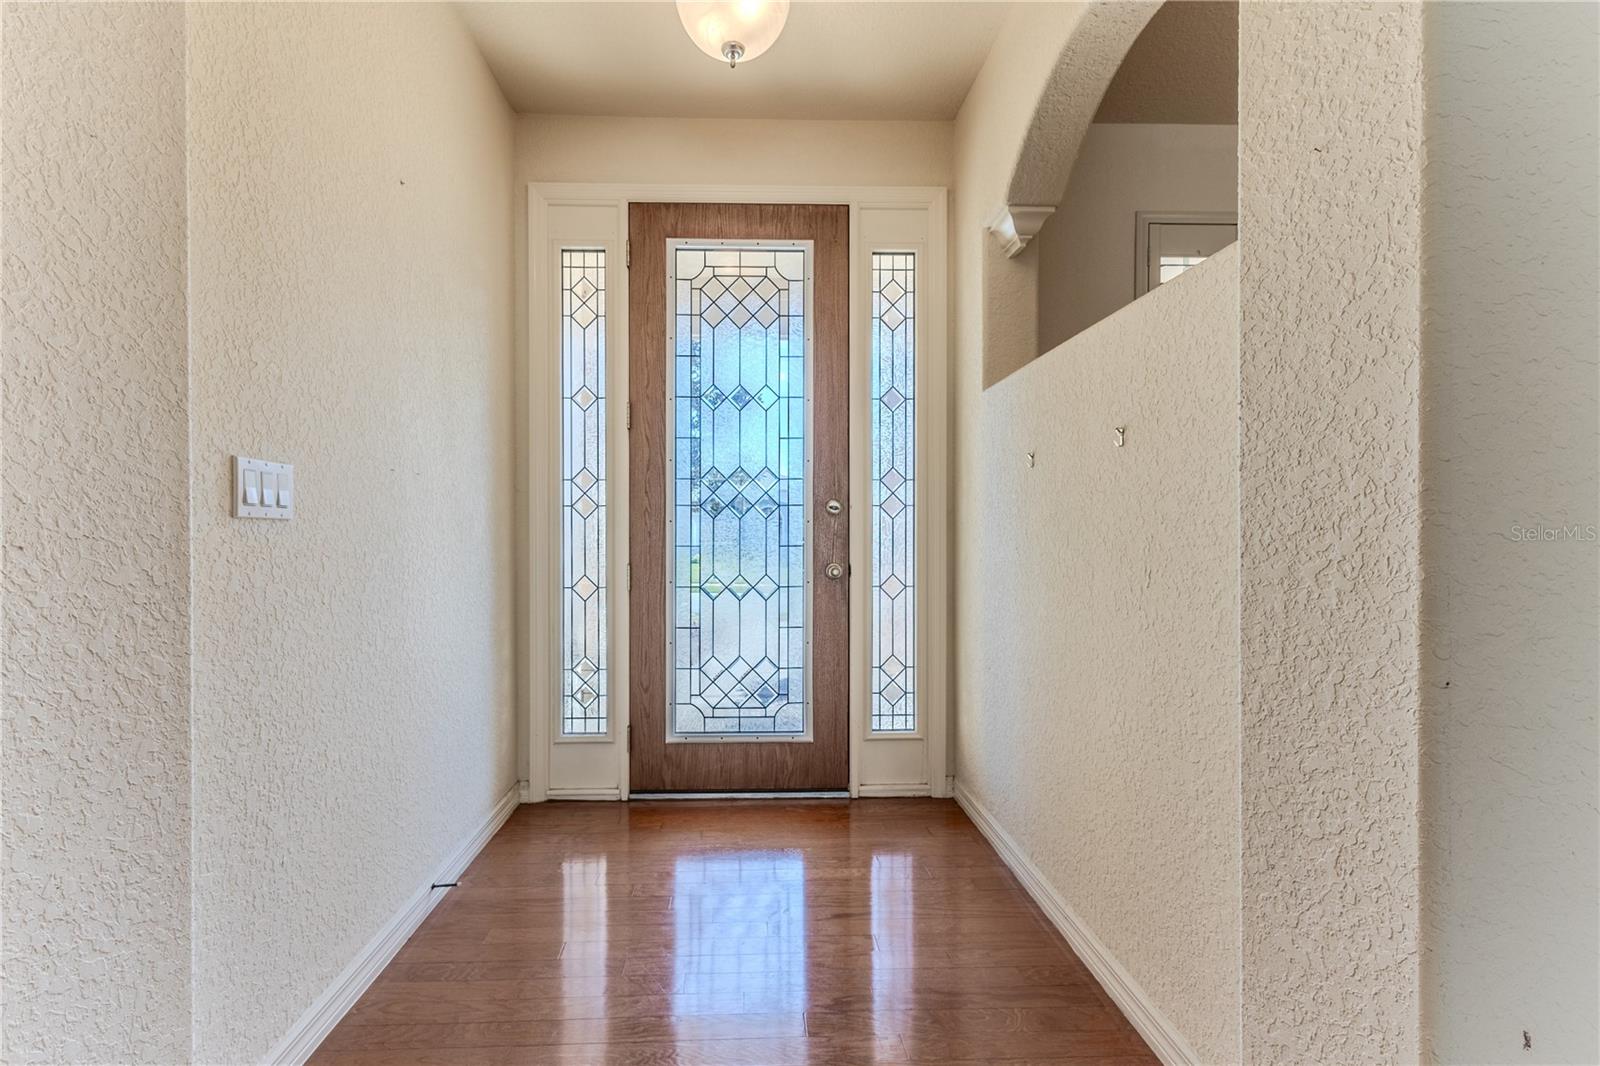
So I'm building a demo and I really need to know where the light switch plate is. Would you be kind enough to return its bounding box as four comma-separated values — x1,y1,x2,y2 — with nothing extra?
234,456,294,520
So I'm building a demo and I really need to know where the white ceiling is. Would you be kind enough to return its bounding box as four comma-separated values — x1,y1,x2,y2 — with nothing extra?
455,2,1014,120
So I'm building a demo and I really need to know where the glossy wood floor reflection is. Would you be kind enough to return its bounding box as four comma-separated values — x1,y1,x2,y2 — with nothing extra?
312,800,1158,1065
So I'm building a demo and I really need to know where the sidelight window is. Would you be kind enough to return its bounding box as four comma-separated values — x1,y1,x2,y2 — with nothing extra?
870,252,917,733
559,249,608,736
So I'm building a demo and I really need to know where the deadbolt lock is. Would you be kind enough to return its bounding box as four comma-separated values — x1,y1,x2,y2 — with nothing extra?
825,499,843,516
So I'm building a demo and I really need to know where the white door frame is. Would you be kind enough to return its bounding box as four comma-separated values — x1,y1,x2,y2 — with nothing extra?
526,182,949,801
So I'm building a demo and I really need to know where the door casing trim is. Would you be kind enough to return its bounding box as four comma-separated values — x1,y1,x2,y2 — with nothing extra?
527,182,950,802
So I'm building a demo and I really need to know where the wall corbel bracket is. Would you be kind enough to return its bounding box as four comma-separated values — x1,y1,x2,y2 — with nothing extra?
986,203,1056,258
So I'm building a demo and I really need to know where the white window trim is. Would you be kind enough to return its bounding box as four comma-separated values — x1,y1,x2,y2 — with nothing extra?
1132,210,1239,297
527,183,949,802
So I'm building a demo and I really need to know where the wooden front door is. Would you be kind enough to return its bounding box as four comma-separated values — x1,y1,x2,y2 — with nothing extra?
629,203,849,792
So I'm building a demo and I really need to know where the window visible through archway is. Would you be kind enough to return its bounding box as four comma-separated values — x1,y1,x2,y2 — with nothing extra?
1035,1,1239,354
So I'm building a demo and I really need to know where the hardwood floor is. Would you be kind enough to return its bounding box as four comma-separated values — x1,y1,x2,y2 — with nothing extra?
312,799,1158,1065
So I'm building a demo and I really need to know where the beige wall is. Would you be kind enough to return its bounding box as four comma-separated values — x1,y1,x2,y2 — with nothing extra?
516,114,953,189
951,6,1241,1063
958,1,1438,1061
1,4,192,1062
950,0,1089,684
1420,3,1600,1062
1238,3,1424,1061
511,114,953,784
186,4,517,1060
1035,122,1237,350
959,250,1244,1064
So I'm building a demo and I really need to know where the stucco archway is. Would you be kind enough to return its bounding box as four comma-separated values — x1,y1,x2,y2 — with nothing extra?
981,1,1161,386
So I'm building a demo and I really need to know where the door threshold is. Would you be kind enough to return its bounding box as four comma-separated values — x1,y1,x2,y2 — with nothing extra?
629,791,850,801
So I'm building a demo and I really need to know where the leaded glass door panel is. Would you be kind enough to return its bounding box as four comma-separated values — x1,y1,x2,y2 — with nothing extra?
668,241,810,738
629,204,849,792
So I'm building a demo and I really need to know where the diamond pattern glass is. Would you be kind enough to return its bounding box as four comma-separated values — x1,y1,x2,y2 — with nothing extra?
669,245,809,736
561,250,607,735
871,253,916,732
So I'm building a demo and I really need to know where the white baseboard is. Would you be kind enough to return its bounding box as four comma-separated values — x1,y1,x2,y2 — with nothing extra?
518,778,533,803
953,782,1198,1066
546,786,622,801
264,785,521,1065
857,782,932,797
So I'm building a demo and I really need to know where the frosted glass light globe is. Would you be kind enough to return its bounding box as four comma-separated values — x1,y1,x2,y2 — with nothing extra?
677,0,791,68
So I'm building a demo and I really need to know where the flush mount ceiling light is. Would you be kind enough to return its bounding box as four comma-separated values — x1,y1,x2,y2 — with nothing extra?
677,0,790,68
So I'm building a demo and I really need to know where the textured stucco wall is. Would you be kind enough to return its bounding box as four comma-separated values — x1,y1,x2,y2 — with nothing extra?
951,0,1084,742
1,4,193,1062
1036,122,1237,350
186,4,516,1060
515,115,954,189
1238,2,1425,1061
951,10,1242,1060
962,252,1244,1065
1420,4,1600,1063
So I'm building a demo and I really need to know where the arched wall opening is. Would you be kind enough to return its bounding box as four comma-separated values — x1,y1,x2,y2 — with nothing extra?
980,1,1239,385
1034,1,1238,353
977,1,1156,386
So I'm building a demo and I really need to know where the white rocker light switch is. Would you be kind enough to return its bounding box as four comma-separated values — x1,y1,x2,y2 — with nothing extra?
234,456,294,521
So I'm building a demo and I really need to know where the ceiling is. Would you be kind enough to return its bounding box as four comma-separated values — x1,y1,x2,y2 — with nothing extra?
454,2,1014,120
1094,1,1237,124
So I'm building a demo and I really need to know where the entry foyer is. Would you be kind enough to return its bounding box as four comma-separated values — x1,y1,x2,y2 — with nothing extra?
1,2,1596,1065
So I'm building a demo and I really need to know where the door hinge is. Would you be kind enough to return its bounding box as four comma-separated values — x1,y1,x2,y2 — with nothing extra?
627,724,632,752
626,563,632,591
625,239,631,268
626,400,632,430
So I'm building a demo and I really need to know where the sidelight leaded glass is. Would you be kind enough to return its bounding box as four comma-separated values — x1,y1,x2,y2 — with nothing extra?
871,253,916,732
560,249,607,736
668,244,810,737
